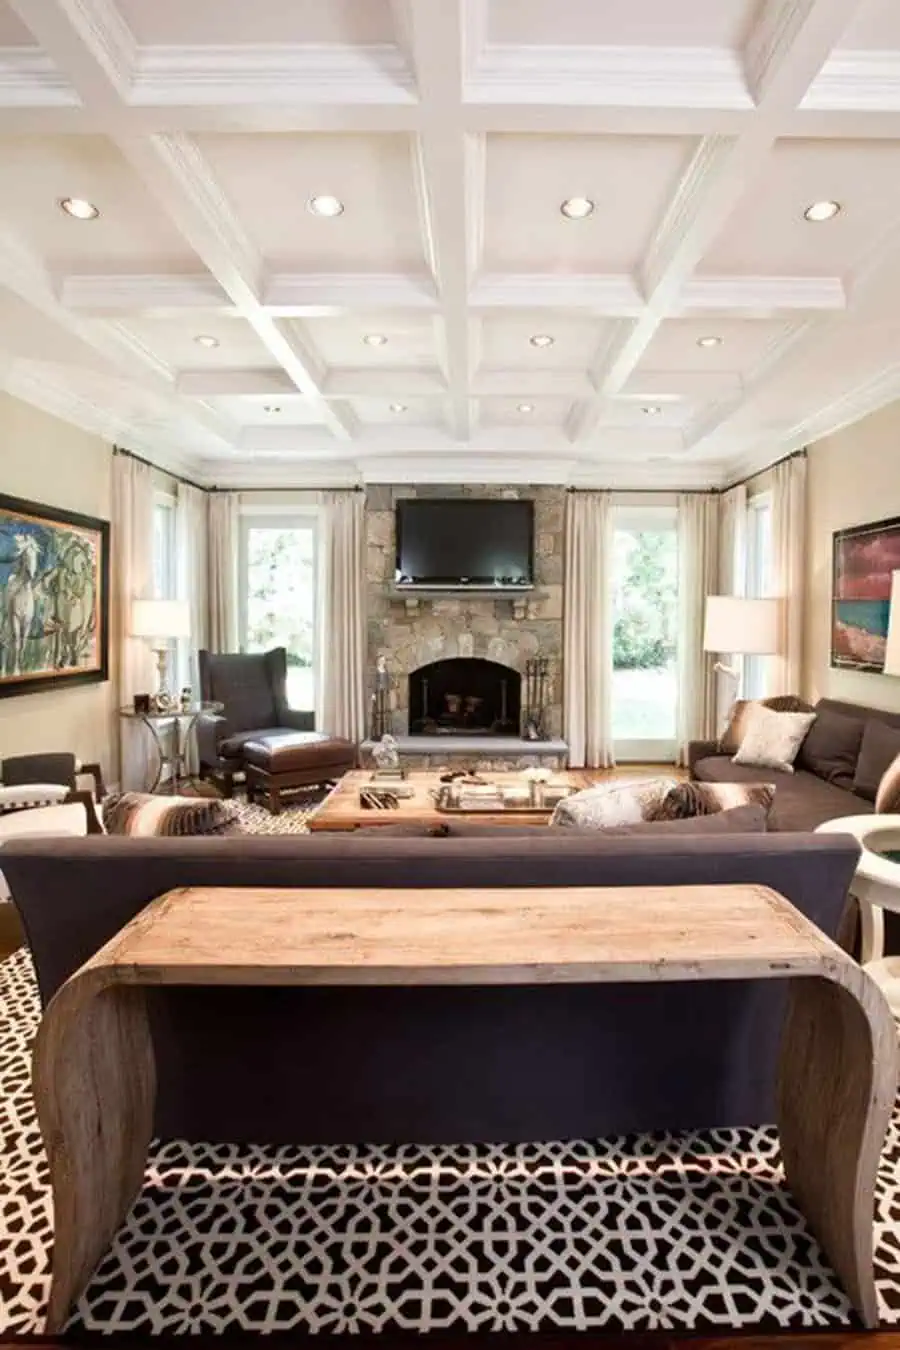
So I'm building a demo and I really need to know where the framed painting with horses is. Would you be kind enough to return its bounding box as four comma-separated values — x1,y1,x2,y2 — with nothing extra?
0,493,109,698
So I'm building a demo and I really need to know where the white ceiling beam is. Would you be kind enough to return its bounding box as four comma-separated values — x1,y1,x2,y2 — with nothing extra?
263,272,438,314
403,0,481,441
60,273,232,315
177,370,296,398
7,0,134,106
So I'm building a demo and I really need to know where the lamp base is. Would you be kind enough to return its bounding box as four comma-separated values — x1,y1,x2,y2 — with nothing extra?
713,661,741,738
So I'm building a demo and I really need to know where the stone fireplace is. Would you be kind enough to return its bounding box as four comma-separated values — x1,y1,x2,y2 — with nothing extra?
409,657,521,736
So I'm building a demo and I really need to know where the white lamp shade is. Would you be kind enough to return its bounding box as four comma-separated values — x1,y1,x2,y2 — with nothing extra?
703,595,780,656
131,598,190,640
884,571,900,676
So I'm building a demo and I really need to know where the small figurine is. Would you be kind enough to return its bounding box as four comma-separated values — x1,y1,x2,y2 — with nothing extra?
180,686,192,711
372,733,400,771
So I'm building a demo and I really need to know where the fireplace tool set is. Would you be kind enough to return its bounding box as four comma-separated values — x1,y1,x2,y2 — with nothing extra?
522,657,551,740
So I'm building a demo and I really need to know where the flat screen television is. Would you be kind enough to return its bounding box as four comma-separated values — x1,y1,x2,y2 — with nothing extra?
394,498,534,589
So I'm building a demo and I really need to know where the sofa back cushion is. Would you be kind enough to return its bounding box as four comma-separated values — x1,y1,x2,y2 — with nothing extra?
854,720,900,802
797,706,865,787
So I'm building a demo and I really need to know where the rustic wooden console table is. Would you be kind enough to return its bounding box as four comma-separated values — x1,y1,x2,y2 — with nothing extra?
33,883,898,1332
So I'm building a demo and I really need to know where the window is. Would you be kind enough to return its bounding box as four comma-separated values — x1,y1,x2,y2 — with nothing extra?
239,512,318,711
611,505,679,760
152,494,176,600
744,493,773,700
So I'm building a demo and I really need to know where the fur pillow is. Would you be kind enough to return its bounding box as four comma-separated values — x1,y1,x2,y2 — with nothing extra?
876,752,900,814
102,792,241,837
732,705,817,774
719,694,813,754
549,777,677,829
654,780,776,819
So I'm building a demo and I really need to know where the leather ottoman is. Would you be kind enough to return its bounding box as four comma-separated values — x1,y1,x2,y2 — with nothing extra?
242,732,357,815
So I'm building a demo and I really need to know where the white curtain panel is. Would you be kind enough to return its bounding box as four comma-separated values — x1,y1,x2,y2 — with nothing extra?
676,493,720,763
769,453,808,695
715,482,748,725
176,483,209,772
317,489,366,741
111,454,156,790
207,492,239,653
563,490,615,768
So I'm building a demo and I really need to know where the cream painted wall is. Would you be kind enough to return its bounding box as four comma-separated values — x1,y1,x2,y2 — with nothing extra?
0,393,116,777
803,400,900,712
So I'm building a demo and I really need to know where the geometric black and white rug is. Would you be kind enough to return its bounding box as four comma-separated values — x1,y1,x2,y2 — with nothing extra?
3,944,900,1336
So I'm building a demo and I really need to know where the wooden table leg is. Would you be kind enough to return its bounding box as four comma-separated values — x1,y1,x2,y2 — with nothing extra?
777,969,898,1329
32,978,156,1334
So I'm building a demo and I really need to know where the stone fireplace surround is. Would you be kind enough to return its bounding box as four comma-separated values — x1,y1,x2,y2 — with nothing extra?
365,484,565,767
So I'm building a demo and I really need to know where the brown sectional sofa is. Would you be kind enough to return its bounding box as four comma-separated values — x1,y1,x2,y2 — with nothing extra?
689,696,900,832
3,829,859,1145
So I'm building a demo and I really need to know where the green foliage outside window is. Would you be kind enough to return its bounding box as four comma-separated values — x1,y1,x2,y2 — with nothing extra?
612,529,678,670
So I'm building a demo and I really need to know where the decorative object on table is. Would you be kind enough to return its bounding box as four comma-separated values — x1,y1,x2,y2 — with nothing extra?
119,700,225,794
732,704,817,773
522,657,550,739
522,764,552,806
359,787,401,810
0,492,109,698
102,791,241,837
180,686,193,711
702,595,780,731
371,732,405,779
831,516,900,673
133,692,151,714
370,654,391,740
131,598,190,706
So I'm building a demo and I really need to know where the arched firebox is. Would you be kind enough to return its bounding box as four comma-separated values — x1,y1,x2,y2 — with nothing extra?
408,657,521,737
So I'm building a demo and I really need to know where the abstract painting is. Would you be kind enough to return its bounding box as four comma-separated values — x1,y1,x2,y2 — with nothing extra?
0,493,109,698
832,514,900,673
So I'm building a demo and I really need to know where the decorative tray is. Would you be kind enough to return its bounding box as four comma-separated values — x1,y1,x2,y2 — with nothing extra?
431,782,574,814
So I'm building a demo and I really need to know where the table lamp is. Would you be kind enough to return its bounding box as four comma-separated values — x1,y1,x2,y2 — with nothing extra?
131,599,190,705
884,571,900,676
703,595,780,717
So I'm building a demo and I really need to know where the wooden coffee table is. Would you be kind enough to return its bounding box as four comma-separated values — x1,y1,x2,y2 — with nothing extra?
33,882,898,1330
308,768,597,831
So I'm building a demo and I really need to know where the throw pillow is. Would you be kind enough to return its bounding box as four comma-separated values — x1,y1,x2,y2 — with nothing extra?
549,778,676,829
875,751,900,814
796,707,865,787
732,705,817,773
102,792,241,837
853,721,900,803
719,694,814,755
591,803,768,835
655,780,776,819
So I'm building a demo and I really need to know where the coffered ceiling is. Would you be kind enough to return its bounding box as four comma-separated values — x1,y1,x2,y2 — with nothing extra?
3,0,900,486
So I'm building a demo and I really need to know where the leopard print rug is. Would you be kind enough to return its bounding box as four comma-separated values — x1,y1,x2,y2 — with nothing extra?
2,945,900,1336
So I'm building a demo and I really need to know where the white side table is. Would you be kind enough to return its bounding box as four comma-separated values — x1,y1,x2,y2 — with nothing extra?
817,814,900,1013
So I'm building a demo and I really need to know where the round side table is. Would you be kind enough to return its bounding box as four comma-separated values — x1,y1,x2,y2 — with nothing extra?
817,814,900,1013
119,701,224,794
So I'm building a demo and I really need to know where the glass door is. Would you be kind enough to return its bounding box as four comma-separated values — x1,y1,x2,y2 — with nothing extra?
238,512,318,711
611,505,679,762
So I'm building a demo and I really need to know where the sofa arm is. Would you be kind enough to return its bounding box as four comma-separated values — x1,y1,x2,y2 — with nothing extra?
686,740,722,778
196,715,227,768
280,709,315,733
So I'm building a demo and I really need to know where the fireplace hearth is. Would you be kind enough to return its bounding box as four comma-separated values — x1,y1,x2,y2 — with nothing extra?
409,657,521,737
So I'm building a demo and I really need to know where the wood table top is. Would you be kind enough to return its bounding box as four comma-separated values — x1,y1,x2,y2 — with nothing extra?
89,884,840,987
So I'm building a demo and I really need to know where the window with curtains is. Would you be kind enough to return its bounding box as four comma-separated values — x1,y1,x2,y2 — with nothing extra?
611,504,679,760
151,493,177,600
238,511,318,711
744,492,773,699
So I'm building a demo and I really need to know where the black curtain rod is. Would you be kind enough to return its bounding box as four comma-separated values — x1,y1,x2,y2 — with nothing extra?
113,445,208,494
722,446,807,493
207,484,364,493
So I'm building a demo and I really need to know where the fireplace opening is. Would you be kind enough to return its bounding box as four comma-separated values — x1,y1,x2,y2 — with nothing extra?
408,657,521,736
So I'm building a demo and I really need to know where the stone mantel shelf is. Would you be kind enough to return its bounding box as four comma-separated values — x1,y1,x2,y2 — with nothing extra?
388,587,547,619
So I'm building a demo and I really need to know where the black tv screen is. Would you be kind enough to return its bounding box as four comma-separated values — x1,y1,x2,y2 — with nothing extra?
395,498,534,589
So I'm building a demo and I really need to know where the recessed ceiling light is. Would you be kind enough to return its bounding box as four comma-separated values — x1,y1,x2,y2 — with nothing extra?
264,405,281,414
642,405,662,415
307,194,344,218
529,334,555,348
517,402,535,413
804,199,841,222
389,403,407,413
59,197,99,220
560,197,595,220
363,333,387,346
194,334,220,349
697,335,723,348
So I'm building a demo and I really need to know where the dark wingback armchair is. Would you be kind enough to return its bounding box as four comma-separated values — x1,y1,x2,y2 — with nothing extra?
197,648,314,796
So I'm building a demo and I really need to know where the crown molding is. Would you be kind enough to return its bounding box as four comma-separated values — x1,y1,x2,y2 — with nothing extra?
471,273,643,313
802,51,900,111
59,271,230,313
676,274,846,313
0,49,78,106
468,44,752,109
129,44,415,106
264,272,438,313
